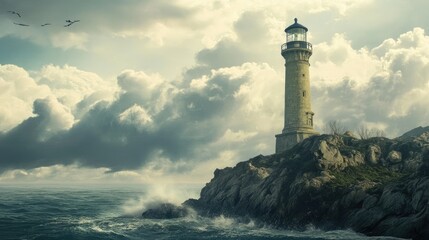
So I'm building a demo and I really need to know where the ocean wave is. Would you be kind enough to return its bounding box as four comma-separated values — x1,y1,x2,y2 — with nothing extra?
0,186,408,240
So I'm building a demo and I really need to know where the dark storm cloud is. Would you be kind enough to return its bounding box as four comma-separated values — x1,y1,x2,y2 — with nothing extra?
0,67,248,172
0,9,282,174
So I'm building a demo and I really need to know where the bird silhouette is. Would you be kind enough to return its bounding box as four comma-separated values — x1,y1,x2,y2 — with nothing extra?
41,23,51,26
8,11,21,18
64,20,80,27
13,22,29,27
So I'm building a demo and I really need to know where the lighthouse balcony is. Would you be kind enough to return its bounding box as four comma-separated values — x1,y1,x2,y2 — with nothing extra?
281,41,312,53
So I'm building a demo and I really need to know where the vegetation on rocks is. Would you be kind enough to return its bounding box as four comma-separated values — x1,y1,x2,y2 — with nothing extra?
143,126,429,240
328,165,407,189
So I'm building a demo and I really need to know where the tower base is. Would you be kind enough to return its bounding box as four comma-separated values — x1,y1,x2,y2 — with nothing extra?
275,130,318,153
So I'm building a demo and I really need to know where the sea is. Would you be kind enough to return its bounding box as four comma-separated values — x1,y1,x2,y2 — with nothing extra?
0,185,405,240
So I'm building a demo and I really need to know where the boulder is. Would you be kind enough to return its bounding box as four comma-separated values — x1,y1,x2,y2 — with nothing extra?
366,145,381,164
141,203,189,219
387,150,402,163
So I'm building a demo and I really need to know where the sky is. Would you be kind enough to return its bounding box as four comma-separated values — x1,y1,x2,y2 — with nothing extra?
1,0,429,185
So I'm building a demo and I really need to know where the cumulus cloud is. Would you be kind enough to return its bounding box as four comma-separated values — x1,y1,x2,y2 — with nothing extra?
116,70,173,113
311,28,429,136
0,61,282,174
0,64,115,133
1,2,429,184
36,64,116,110
311,33,381,87
0,64,50,131
118,104,153,131
32,96,75,139
195,11,279,71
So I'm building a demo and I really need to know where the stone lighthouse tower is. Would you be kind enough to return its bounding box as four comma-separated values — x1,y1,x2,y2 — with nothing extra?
275,18,318,153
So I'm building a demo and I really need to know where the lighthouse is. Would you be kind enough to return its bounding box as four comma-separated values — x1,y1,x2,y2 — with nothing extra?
275,18,318,153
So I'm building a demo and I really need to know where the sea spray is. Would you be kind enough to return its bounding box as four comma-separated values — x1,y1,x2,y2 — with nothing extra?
0,186,406,240
120,184,200,216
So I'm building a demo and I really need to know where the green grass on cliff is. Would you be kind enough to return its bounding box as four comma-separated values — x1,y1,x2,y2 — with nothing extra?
329,165,407,189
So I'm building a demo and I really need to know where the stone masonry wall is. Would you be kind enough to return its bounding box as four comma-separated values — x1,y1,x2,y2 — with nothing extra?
283,49,313,133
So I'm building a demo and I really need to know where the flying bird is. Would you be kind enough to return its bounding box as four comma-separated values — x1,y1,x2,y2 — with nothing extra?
7,11,21,18
13,22,29,27
64,20,80,27
41,23,51,26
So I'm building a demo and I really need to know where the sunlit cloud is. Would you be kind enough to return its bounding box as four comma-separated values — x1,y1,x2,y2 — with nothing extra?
1,0,429,184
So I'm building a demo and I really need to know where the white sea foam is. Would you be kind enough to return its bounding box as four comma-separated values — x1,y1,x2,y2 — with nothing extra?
77,217,94,225
2,186,410,240
120,184,199,216
211,214,236,228
90,225,108,233
74,208,407,240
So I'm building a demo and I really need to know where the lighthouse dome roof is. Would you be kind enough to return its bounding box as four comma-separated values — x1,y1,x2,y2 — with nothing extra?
285,18,308,32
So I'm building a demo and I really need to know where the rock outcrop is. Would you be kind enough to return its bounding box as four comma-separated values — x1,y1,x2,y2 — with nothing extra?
145,126,429,239
141,203,189,219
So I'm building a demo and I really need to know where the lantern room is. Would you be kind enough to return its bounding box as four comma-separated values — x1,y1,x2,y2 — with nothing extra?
285,18,308,42
281,18,312,53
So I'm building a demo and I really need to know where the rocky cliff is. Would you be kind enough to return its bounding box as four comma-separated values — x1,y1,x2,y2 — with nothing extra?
144,127,429,239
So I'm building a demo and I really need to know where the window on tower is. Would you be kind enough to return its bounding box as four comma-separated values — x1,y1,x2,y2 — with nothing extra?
306,112,314,126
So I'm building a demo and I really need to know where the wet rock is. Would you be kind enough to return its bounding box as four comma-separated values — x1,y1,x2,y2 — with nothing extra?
179,126,429,240
387,150,402,163
366,145,381,164
344,131,357,138
141,203,188,219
